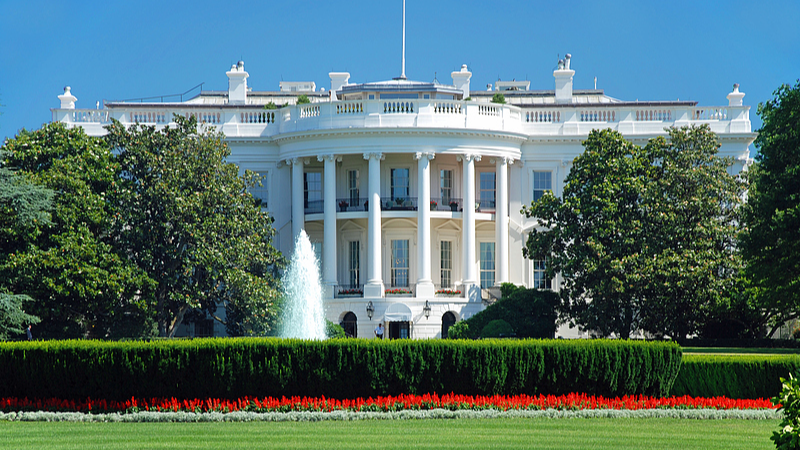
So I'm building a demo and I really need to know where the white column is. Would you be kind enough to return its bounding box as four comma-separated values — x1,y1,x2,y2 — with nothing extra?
495,157,510,286
320,154,338,299
290,158,305,247
460,153,480,301
364,152,385,298
415,152,435,298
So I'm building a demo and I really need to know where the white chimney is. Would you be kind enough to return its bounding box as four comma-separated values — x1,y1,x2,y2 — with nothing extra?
727,83,745,106
553,53,574,104
451,64,472,99
329,72,350,101
227,60,249,105
58,86,77,109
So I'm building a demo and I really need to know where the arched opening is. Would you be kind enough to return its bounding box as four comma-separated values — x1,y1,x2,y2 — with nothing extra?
341,311,357,338
441,311,457,339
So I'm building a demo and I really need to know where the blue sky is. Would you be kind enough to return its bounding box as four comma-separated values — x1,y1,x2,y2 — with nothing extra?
1,0,798,144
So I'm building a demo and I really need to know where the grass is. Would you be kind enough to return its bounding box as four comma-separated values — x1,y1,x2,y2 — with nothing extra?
0,418,778,450
683,347,800,355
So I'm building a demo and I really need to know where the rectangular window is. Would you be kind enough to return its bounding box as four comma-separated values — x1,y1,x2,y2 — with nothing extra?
391,239,409,287
391,168,409,200
480,242,495,289
533,171,552,202
304,172,323,211
479,172,496,210
349,241,360,287
249,171,269,208
440,241,452,288
348,170,360,205
533,259,552,290
440,170,453,205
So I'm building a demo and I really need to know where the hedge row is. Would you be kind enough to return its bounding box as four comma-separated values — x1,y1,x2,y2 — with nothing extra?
0,338,681,400
677,338,800,349
670,354,800,399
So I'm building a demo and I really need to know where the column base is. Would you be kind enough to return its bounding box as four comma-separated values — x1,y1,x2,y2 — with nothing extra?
364,282,385,298
415,281,435,298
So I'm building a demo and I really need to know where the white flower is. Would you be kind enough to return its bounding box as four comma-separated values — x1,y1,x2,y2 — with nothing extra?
784,425,793,433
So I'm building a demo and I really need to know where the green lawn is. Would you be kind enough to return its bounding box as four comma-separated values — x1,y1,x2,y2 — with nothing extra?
682,347,800,355
0,418,777,450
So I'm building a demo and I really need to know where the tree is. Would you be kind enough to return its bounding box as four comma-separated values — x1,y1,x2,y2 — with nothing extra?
491,93,506,104
741,80,800,336
106,116,284,337
296,94,310,105
523,129,649,338
522,126,744,339
0,293,40,340
638,126,745,339
1,123,154,339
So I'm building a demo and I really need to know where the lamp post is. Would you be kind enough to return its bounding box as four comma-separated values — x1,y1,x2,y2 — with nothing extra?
366,301,374,320
423,300,431,319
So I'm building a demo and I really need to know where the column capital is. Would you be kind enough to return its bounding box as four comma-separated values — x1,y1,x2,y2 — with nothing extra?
457,153,481,163
317,153,340,163
285,157,302,166
363,152,385,161
492,156,514,165
414,151,435,161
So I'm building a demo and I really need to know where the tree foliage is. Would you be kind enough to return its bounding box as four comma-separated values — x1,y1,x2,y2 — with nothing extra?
491,93,506,104
741,80,800,336
1,124,152,339
106,116,284,337
523,126,744,339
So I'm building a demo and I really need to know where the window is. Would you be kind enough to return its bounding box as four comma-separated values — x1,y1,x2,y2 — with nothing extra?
440,169,453,205
533,171,552,202
479,171,496,210
391,168,409,200
249,171,269,208
480,242,495,289
533,259,552,290
440,241,452,288
391,239,409,287
304,171,323,211
349,241,360,287
341,312,357,338
347,170,360,205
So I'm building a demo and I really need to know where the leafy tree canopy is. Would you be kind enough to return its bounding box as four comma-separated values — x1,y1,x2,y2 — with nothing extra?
491,93,506,104
296,94,311,105
741,80,800,335
105,116,284,337
523,126,744,339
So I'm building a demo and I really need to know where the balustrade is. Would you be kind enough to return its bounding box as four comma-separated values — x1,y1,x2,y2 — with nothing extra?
525,110,560,123
241,111,276,124
336,102,364,114
580,110,616,122
300,105,320,118
692,107,728,120
635,109,672,121
185,111,221,124
384,101,414,113
130,112,168,124
478,104,500,116
434,102,462,114
70,110,109,123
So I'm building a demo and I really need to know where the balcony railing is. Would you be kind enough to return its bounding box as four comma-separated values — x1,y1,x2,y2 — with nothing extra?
430,197,464,212
335,284,364,298
337,197,368,212
380,196,417,211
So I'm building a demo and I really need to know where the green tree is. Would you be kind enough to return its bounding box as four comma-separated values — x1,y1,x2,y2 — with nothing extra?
523,129,648,338
741,80,800,337
296,94,311,105
522,126,743,339
105,116,284,337
491,93,506,104
0,293,40,340
1,123,154,339
638,126,745,339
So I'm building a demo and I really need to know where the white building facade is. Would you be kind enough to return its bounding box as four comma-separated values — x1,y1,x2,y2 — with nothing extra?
52,56,755,339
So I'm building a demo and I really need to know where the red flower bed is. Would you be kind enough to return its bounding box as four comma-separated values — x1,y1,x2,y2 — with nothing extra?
0,393,775,414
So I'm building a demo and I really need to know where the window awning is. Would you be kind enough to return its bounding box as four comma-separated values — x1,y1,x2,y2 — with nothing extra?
384,303,412,322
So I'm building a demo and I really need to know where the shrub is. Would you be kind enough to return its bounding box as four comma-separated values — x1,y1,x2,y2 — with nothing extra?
491,93,506,104
670,354,800,398
772,374,800,449
0,338,681,400
296,95,310,105
326,320,346,339
447,321,470,339
451,288,558,340
480,319,514,338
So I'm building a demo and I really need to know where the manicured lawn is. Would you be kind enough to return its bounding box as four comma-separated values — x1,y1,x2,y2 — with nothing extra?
0,418,777,449
683,347,800,355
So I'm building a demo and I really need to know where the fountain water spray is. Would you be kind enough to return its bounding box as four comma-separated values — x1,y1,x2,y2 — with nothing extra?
279,230,326,339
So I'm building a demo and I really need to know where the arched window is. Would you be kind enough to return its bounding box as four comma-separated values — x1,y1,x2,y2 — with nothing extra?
341,312,357,338
441,312,457,339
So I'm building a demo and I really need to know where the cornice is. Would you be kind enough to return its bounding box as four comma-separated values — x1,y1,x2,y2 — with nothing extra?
272,127,529,145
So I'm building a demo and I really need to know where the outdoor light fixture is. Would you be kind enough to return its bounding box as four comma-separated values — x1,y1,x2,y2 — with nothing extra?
423,300,431,319
366,301,374,319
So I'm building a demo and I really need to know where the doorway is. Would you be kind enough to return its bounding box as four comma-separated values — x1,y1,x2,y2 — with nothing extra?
388,321,410,339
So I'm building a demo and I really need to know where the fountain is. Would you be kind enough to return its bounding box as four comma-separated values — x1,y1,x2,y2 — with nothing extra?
279,230,326,339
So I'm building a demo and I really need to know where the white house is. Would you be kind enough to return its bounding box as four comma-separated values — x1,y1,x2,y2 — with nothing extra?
51,54,755,339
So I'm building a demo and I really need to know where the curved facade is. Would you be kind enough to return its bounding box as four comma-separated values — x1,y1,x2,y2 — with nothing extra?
52,59,756,339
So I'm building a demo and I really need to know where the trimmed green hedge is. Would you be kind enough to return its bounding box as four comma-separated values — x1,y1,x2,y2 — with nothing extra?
450,288,559,339
671,354,800,399
0,338,680,400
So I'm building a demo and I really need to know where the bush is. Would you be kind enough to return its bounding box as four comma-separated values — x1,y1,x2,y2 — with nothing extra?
296,95,310,105
447,321,470,339
771,374,800,449
670,354,800,399
480,319,514,338
451,289,558,340
0,338,681,400
326,320,346,339
491,93,506,104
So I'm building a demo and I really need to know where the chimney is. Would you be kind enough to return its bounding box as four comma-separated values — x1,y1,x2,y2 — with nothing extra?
58,86,77,109
553,53,574,104
227,60,249,105
451,64,472,99
727,83,745,106
329,72,350,101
